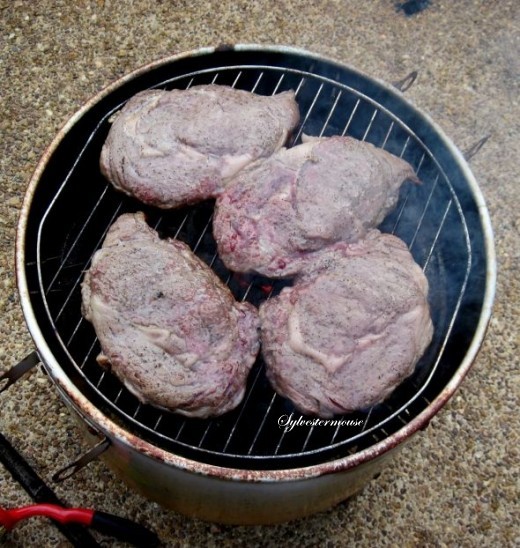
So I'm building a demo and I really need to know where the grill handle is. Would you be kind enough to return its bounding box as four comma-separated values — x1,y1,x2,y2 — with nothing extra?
392,70,418,92
464,135,491,160
52,438,111,483
0,352,40,394
1,352,111,484
0,504,159,547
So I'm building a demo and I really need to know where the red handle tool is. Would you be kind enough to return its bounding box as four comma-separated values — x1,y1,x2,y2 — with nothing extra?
0,504,159,546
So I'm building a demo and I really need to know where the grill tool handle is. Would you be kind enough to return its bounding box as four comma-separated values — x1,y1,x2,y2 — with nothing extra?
90,511,160,547
0,505,159,547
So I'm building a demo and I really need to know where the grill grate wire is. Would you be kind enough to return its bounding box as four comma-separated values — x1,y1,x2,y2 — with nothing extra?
30,60,475,469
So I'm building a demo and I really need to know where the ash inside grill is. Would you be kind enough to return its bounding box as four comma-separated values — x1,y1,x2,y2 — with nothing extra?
22,49,487,470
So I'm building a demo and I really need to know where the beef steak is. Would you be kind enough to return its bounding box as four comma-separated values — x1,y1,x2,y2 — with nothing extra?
81,212,260,418
213,135,418,278
259,230,433,418
100,85,300,208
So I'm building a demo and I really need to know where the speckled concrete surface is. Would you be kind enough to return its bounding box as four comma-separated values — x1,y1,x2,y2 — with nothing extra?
0,1,518,546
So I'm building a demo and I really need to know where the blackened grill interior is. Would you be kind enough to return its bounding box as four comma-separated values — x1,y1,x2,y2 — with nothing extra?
22,50,487,469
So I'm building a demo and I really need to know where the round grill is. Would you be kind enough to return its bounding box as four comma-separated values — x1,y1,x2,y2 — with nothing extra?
19,46,491,470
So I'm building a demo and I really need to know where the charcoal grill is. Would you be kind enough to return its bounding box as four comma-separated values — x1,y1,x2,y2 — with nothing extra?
10,45,495,523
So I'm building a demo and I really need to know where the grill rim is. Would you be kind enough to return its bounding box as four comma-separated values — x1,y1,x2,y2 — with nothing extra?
32,65,461,465
15,44,496,482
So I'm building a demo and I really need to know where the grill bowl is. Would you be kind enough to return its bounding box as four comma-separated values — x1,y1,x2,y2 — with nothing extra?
16,45,495,523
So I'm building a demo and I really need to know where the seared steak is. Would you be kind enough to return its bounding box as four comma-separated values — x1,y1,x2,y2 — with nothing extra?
100,85,300,208
81,212,260,418
259,230,433,418
213,135,418,278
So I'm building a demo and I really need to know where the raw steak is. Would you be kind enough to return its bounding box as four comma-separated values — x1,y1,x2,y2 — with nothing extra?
100,85,300,208
81,212,260,418
213,135,418,278
259,230,433,418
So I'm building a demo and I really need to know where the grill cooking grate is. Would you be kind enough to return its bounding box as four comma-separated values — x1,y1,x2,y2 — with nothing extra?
23,49,487,469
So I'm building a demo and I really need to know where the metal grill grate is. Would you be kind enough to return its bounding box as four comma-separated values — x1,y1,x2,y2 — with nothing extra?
23,49,486,469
